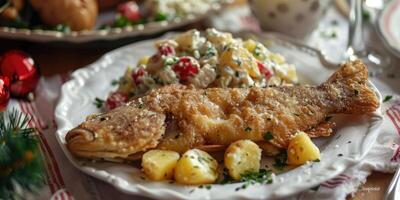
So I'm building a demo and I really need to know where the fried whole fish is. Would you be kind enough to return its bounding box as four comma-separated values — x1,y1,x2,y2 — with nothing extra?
66,60,379,160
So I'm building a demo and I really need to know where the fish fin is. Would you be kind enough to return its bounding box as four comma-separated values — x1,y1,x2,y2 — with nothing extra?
325,60,379,114
307,121,335,137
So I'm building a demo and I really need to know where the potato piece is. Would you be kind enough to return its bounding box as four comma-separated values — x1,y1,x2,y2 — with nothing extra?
174,29,204,51
206,28,234,50
224,140,262,180
219,45,261,78
141,150,180,181
287,132,320,165
137,56,150,67
174,149,218,185
117,67,134,94
274,64,298,83
243,39,257,53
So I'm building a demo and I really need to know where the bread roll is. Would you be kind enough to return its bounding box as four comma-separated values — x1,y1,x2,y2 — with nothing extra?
29,0,98,31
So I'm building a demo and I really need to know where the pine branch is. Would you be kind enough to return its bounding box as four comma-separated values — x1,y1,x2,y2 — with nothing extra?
0,109,44,199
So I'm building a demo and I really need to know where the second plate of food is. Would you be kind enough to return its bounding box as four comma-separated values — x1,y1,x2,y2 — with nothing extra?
55,29,383,199
0,0,229,43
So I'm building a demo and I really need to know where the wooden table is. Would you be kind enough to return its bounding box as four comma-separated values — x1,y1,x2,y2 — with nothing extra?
0,38,394,199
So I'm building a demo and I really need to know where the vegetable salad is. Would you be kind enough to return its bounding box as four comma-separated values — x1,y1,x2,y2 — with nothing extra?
106,29,298,110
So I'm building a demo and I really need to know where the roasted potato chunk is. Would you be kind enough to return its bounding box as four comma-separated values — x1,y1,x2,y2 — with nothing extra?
219,45,261,78
174,149,218,185
141,150,180,181
287,132,320,165
224,140,262,180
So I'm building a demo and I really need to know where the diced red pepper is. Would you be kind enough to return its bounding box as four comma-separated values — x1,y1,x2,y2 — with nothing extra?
131,67,147,85
106,92,129,110
117,1,141,21
257,61,273,80
158,44,175,56
172,56,200,82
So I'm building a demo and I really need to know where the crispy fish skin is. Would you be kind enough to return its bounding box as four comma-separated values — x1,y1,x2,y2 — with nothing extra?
66,60,379,160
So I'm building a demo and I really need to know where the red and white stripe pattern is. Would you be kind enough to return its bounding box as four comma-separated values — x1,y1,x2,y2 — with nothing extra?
50,189,74,200
321,174,351,189
386,100,400,162
18,100,74,199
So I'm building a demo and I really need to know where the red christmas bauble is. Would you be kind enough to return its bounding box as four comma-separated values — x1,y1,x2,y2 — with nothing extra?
0,76,10,110
0,50,40,98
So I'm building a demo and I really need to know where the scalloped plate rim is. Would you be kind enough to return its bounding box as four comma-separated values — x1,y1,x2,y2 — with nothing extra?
54,32,384,199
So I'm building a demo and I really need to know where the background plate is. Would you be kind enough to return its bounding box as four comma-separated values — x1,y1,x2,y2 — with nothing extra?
55,32,383,199
378,0,400,57
0,3,224,43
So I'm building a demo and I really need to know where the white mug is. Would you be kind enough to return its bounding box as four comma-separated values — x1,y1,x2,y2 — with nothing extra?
249,0,331,38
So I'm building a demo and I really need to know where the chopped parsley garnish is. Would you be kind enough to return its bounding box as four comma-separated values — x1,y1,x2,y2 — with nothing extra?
263,132,274,141
155,12,168,21
235,169,273,191
114,15,132,28
164,56,179,66
273,151,287,170
111,79,120,86
321,29,337,39
314,159,320,162
204,46,216,58
219,168,234,184
253,45,262,57
93,97,105,108
53,24,71,33
198,184,212,190
244,127,252,132
137,103,144,109
383,95,393,103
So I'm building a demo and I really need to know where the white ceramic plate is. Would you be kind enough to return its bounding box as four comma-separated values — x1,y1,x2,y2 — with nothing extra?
378,0,400,57
54,32,383,199
0,3,224,43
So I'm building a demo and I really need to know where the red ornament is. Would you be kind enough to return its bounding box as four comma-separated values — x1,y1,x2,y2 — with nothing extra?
0,50,40,98
172,56,200,82
0,76,10,110
117,1,141,21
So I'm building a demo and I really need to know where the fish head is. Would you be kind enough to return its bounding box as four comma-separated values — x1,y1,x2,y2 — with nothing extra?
65,105,166,161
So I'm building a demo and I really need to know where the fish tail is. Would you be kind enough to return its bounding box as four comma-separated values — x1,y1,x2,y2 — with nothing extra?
325,60,379,114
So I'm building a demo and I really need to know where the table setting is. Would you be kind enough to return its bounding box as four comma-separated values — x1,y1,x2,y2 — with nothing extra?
0,0,399,200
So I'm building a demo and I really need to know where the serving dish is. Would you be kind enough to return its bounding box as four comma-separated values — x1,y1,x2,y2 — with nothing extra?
55,32,383,199
0,1,225,43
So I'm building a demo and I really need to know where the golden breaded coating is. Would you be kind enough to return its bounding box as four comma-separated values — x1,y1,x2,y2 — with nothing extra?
66,60,379,160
